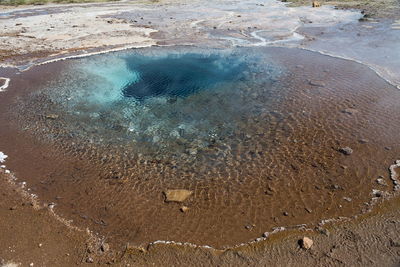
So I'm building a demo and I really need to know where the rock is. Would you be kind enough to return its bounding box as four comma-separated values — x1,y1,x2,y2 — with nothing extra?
244,224,255,230
101,243,110,252
390,239,400,247
312,1,321,7
86,257,94,263
338,147,353,155
358,139,369,144
300,237,313,249
283,211,289,216
45,114,59,120
308,80,325,87
343,197,352,202
164,189,193,202
180,206,189,212
376,178,387,186
342,108,358,115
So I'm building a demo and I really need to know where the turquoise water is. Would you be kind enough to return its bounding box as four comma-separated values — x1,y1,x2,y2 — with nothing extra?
122,54,247,100
31,48,285,158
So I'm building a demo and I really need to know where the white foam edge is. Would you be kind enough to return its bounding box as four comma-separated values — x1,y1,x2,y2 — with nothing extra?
0,77,10,92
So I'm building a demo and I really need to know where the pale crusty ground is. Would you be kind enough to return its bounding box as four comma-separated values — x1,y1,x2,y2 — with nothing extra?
285,0,400,18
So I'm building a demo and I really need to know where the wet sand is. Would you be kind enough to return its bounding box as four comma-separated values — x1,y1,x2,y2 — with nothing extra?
1,0,400,266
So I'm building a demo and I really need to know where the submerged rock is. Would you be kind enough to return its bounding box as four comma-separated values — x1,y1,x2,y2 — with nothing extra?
308,80,325,87
342,108,358,115
164,189,193,202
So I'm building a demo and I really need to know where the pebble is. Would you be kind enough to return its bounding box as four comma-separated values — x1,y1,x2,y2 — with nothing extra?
342,108,358,115
376,178,387,186
45,114,59,120
86,257,94,263
308,80,325,87
180,206,189,213
101,243,110,252
283,211,289,216
300,237,313,249
358,139,369,144
338,147,353,155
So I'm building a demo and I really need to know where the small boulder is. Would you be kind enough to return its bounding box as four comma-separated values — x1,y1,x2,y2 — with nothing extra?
300,236,313,249
164,189,193,202
312,1,321,7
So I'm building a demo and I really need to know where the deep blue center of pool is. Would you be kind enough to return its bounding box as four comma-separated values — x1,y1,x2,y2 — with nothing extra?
122,54,247,100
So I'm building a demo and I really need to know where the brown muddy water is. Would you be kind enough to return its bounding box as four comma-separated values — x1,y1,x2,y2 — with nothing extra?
0,46,399,250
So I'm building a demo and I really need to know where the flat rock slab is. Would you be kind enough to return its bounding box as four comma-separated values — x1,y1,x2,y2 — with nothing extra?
164,189,193,202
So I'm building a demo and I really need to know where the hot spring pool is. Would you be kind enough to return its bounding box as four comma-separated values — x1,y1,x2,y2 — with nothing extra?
26,47,284,160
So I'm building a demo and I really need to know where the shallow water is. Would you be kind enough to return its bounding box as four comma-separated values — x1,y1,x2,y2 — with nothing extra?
1,46,400,249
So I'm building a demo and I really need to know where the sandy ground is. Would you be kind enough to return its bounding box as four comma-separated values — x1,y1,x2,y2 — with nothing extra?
1,0,400,266
1,169,400,266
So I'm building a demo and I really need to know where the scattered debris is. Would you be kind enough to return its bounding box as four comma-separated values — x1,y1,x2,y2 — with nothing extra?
300,236,313,249
164,189,193,202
